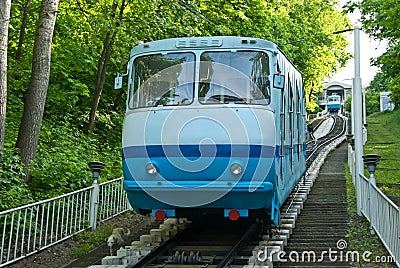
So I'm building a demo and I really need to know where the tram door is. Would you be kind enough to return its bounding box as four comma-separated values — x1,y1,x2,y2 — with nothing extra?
278,86,285,191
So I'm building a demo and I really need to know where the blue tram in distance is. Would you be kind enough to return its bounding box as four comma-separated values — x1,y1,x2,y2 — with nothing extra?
327,94,341,113
119,36,307,226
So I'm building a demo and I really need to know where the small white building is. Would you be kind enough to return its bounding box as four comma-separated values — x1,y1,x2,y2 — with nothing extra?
380,91,395,111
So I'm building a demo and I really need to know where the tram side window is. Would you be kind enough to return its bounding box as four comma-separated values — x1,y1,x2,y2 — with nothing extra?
129,53,195,109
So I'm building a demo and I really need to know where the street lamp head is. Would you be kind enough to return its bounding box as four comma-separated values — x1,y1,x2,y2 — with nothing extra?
88,161,106,183
346,134,355,150
362,154,381,174
89,161,106,173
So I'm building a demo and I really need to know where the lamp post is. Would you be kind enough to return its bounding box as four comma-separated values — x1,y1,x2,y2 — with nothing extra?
353,26,365,216
88,161,105,230
362,154,380,234
334,27,365,215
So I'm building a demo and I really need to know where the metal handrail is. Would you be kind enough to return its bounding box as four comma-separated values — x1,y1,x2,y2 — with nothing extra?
0,186,94,215
0,177,131,267
359,174,399,267
349,149,400,267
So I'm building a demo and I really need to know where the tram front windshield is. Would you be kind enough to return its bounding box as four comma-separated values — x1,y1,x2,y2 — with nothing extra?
129,51,270,109
129,52,195,109
199,51,270,105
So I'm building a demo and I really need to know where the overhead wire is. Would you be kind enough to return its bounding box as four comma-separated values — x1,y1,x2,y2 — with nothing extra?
174,0,226,35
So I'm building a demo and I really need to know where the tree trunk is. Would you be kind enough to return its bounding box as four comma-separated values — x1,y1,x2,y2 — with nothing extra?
112,89,124,111
15,0,32,62
87,31,115,133
16,0,59,182
0,0,12,156
87,0,127,133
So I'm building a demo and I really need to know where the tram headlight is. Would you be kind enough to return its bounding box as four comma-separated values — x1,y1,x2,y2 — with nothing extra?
146,163,158,175
230,163,243,175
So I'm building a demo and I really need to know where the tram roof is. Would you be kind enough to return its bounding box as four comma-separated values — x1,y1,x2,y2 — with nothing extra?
129,36,279,57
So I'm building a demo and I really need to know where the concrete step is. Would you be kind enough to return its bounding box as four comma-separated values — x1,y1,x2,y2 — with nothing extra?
274,143,350,268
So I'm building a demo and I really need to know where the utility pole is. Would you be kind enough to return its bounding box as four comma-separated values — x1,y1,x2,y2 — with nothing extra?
353,26,364,216
332,26,364,215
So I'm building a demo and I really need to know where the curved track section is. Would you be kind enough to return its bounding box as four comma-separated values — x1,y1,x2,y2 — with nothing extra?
306,115,346,167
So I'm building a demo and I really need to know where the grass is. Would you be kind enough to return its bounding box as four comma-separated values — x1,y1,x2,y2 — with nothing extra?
364,110,400,201
68,210,144,258
69,224,114,257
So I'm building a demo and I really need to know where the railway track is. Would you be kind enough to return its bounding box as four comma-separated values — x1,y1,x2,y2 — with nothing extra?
132,219,265,268
65,115,348,268
306,115,346,168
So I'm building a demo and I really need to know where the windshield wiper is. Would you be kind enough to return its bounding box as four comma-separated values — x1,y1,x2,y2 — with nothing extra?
209,94,247,104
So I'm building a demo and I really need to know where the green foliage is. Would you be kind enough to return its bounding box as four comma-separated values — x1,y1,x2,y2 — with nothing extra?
345,0,400,41
364,72,389,115
367,71,392,94
0,148,34,211
345,0,400,110
374,45,400,109
29,118,122,199
344,95,351,113
388,76,400,109
312,106,323,114
365,90,380,116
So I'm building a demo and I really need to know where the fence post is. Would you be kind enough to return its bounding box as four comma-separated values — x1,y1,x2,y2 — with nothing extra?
362,154,380,234
346,135,355,183
88,161,105,230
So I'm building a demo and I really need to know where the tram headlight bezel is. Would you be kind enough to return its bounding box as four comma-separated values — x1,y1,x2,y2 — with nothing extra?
146,163,158,175
230,163,243,175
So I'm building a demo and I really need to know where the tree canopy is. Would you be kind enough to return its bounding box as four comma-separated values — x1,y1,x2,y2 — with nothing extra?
345,0,400,108
192,0,352,111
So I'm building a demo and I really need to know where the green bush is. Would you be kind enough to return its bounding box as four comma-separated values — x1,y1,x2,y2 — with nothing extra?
0,109,123,207
29,119,122,199
0,148,34,211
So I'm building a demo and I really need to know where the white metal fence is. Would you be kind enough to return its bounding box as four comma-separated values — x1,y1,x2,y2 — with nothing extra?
349,146,400,267
360,174,400,267
0,177,131,267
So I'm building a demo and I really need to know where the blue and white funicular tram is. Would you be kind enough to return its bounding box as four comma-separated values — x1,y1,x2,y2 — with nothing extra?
119,36,306,225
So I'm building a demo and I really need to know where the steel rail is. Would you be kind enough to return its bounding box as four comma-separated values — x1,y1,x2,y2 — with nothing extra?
130,226,188,268
306,115,346,163
216,221,262,267
285,115,346,216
